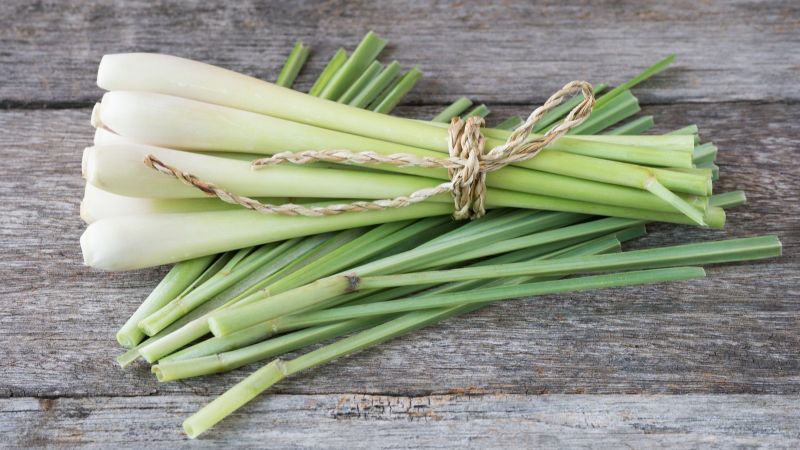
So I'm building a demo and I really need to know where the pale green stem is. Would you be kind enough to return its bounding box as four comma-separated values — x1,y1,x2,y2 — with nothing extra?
276,40,310,88
431,97,472,122
308,48,347,96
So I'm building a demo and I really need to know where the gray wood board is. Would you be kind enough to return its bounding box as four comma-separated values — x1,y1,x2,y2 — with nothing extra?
1,103,797,400
3,394,799,448
2,0,799,106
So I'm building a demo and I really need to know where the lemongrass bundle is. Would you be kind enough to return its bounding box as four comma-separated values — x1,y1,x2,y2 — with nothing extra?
78,34,781,440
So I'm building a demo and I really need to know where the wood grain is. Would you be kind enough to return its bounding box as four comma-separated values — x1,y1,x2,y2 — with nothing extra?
1,0,799,445
3,394,799,448
1,0,799,106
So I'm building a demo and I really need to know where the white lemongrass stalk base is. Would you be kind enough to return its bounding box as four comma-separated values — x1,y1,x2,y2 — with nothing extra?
82,143,447,201
80,183,284,224
80,202,452,271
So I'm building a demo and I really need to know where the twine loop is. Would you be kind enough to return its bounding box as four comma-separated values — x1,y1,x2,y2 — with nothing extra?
144,80,594,219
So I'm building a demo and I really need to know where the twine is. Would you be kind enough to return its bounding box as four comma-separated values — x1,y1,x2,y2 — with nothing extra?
144,80,594,219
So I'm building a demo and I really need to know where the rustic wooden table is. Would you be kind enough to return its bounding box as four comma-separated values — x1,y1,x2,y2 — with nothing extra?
1,0,799,447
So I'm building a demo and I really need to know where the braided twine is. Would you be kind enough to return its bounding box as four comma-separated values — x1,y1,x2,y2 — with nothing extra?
144,80,594,220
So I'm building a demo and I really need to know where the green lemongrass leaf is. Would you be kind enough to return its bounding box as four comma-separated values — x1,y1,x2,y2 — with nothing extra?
495,115,523,130
371,67,422,113
594,55,675,109
207,236,780,336
431,97,472,122
257,267,708,323
137,243,284,337
115,255,215,348
337,61,383,104
349,61,401,108
462,104,490,119
186,266,703,438
693,142,718,165
276,40,310,88
642,178,706,226
532,83,608,132
668,124,699,136
709,191,746,208
604,116,655,135
95,91,710,199
319,31,386,99
155,231,623,375
308,48,347,96
568,91,641,134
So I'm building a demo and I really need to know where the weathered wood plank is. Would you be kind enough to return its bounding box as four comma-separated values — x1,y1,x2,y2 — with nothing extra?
3,394,799,448
1,0,799,105
0,102,797,398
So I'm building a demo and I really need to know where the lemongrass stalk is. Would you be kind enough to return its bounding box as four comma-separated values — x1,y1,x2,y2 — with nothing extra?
693,143,718,165
197,212,596,339
137,213,491,364
137,242,286,336
97,54,655,163
93,103,711,221
669,124,699,136
81,184,250,223
594,55,674,110
223,211,582,312
93,127,135,145
155,231,623,376
87,193,724,271
81,199,452,271
186,266,702,438
431,97,472,122
95,91,709,199
371,67,422,114
168,229,640,382
258,230,635,343
83,143,446,201
87,137,706,219
567,90,641,135
709,191,745,208
495,116,523,130
165,228,638,373
462,104,490,119
545,140,691,168
276,41,310,88
247,267,707,325
337,61,383,104
308,48,347,96
226,220,444,306
537,88,639,136
349,61,401,108
357,236,780,288
207,235,780,336
115,255,215,348
156,220,459,363
532,83,608,132
87,136,709,223
319,31,387,100
153,317,386,382
117,236,322,367
696,160,720,180
228,227,375,302
605,116,655,135
187,251,239,289
428,217,641,267
134,235,334,363
256,218,450,296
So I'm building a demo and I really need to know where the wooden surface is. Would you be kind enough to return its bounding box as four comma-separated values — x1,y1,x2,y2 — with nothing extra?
1,0,799,447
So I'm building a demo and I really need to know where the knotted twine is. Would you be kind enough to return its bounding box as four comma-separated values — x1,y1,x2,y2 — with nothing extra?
144,80,594,220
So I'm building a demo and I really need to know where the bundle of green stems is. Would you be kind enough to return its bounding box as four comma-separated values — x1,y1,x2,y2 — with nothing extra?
78,33,780,438
83,33,724,271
